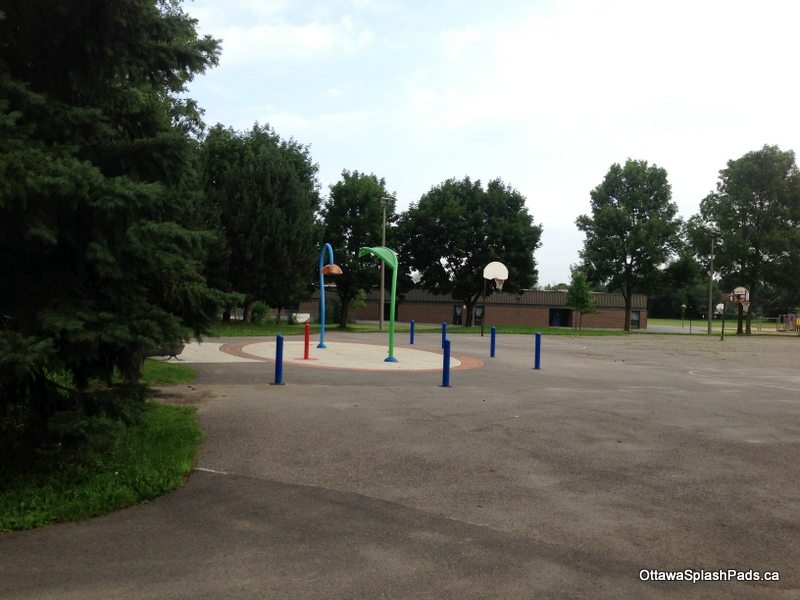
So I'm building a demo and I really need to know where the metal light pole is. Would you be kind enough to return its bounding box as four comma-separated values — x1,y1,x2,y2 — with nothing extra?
379,197,390,331
707,232,715,335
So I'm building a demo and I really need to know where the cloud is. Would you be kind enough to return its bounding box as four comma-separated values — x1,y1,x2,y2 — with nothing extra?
187,0,800,283
248,109,376,137
399,1,800,208
204,15,374,66
439,26,482,61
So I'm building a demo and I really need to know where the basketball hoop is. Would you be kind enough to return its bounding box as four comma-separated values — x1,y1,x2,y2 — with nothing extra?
481,261,509,337
727,285,751,315
729,286,749,303
483,262,509,288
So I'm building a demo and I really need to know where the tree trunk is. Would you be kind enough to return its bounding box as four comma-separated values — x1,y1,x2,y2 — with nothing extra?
222,309,231,322
122,353,145,385
745,309,752,335
623,290,631,332
736,303,744,335
276,307,282,324
464,298,474,327
578,311,583,331
242,298,254,323
339,299,350,328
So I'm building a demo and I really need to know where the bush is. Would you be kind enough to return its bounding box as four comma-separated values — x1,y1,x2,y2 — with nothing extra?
251,301,269,323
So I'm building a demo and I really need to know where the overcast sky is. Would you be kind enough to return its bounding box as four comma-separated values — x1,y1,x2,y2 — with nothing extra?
185,0,800,286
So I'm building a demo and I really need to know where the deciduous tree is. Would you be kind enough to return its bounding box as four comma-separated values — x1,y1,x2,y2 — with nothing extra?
688,145,800,334
321,171,396,327
200,124,321,321
566,268,596,330
399,177,542,326
576,159,681,330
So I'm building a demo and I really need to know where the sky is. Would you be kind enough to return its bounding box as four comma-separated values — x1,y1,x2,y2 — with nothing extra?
185,0,800,286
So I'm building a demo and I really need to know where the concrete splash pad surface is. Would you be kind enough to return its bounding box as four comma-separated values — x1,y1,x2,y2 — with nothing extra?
172,339,483,371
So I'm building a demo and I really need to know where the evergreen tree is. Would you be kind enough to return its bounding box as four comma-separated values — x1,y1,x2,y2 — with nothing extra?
0,0,222,452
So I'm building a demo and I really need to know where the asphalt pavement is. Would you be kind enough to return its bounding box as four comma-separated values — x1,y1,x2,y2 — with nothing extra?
1,330,798,599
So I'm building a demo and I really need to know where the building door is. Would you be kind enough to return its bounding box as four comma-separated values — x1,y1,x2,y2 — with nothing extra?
453,304,463,325
630,310,641,330
549,308,572,327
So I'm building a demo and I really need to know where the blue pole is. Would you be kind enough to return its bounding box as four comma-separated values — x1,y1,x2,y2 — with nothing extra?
490,326,496,358
317,243,334,349
441,339,451,387
410,320,415,345
274,334,285,385
534,331,542,370
441,321,447,348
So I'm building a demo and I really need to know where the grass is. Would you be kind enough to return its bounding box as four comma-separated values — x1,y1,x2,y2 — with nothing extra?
648,317,779,334
0,359,200,532
209,320,313,337
140,358,197,385
208,319,627,337
0,402,202,532
445,324,626,336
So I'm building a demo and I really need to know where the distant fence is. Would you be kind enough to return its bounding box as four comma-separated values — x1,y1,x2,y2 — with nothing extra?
777,314,799,332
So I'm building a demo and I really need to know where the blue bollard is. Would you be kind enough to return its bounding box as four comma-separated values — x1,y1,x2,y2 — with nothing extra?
441,322,447,348
534,331,542,370
410,320,415,345
273,334,285,385
441,339,451,387
490,326,496,358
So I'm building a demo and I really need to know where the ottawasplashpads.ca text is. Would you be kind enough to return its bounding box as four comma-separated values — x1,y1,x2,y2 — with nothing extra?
640,570,779,583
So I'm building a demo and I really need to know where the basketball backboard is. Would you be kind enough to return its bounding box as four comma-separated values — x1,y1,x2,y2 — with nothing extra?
483,261,508,291
730,286,749,302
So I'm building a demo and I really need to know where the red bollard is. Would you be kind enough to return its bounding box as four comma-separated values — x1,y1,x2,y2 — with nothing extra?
303,321,310,360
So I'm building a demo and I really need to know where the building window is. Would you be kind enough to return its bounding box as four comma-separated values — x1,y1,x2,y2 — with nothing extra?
453,304,463,325
630,310,641,330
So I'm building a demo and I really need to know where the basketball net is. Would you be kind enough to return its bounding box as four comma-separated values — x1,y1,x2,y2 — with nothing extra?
494,278,505,292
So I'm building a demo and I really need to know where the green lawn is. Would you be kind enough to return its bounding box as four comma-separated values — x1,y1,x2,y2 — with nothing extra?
0,402,201,532
208,320,626,337
0,359,201,532
648,317,777,333
141,358,197,385
209,320,427,337
444,324,626,336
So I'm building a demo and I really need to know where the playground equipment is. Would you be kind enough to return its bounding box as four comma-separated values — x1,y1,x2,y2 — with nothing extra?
358,246,398,362
317,243,342,349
